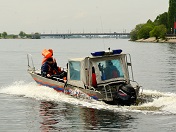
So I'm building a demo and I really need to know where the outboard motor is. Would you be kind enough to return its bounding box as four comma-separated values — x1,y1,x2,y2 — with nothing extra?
115,84,137,106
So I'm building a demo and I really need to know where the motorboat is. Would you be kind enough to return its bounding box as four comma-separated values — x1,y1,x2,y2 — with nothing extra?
27,49,140,106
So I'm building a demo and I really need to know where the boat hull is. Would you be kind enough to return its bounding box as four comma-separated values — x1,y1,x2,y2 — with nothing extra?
28,70,139,106
29,71,103,100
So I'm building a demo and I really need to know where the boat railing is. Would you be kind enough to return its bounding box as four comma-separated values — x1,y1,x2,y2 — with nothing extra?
84,85,100,93
27,53,35,72
126,53,134,82
126,54,142,96
102,85,113,101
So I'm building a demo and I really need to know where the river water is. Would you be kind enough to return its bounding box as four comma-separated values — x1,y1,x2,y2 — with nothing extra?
0,39,176,131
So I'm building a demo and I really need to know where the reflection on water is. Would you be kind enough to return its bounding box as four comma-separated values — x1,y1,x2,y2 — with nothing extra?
81,107,135,131
39,101,59,131
39,101,136,131
159,43,176,91
167,44,176,87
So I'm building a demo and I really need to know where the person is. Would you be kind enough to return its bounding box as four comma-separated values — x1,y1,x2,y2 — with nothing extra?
104,60,120,79
42,48,61,73
41,58,59,78
41,54,67,81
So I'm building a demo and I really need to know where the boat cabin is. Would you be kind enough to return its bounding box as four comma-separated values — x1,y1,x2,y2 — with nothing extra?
67,50,132,89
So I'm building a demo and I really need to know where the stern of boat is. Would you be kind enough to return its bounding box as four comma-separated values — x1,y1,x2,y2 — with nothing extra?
97,81,140,106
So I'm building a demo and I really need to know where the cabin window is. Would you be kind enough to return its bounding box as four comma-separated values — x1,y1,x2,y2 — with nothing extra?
97,59,124,80
69,61,81,80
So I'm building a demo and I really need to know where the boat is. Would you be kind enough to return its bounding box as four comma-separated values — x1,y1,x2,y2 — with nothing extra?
27,49,141,106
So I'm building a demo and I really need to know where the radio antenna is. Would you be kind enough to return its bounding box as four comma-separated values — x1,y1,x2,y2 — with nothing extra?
100,16,105,50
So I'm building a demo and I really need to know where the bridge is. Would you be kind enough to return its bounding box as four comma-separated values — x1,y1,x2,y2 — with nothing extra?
34,32,130,39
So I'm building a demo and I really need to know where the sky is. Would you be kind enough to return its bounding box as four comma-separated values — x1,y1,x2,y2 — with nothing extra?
0,0,169,34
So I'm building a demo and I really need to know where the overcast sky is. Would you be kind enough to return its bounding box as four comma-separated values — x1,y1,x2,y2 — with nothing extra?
0,0,169,34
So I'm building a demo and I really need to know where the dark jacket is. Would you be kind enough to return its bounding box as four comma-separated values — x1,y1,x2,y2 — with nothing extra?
41,61,58,77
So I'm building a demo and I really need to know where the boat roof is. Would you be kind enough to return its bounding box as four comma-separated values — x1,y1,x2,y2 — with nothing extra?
68,53,126,62
68,49,125,62
68,57,85,61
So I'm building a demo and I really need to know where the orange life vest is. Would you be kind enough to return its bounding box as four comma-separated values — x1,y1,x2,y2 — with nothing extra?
42,49,52,58
41,49,55,65
42,57,56,65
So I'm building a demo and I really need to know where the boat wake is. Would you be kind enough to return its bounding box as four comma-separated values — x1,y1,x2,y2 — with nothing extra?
0,81,176,115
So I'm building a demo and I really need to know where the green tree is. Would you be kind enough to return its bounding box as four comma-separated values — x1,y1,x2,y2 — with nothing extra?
146,19,153,25
168,0,176,34
26,34,32,38
32,32,40,39
138,22,154,39
11,35,18,39
130,20,155,40
130,24,144,41
150,25,167,39
19,31,26,38
154,12,168,28
2,32,7,39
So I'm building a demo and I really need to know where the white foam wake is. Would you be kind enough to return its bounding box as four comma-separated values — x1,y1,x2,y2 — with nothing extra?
1,81,176,115
136,89,176,114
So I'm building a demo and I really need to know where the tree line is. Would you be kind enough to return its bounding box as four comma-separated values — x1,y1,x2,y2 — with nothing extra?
130,0,176,41
0,31,40,39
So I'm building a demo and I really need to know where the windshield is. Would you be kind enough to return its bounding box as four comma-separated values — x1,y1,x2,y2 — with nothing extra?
69,61,81,80
97,59,124,81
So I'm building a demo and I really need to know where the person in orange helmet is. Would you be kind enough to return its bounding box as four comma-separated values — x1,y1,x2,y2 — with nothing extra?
42,49,56,65
41,57,58,77
41,49,66,80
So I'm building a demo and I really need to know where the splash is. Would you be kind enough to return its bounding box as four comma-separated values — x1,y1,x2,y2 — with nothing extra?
1,81,176,115
130,89,176,114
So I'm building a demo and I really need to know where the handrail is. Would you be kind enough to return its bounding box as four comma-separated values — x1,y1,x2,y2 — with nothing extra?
126,53,134,81
27,54,35,71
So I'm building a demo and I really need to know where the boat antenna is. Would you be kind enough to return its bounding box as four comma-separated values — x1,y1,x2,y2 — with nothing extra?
96,5,105,49
100,16,105,50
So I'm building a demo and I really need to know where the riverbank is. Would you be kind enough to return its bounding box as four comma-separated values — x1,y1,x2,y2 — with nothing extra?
135,37,176,43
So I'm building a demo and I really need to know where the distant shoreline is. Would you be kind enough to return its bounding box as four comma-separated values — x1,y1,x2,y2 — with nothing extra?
133,37,176,44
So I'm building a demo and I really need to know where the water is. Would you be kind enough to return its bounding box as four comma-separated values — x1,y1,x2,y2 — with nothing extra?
0,39,176,131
